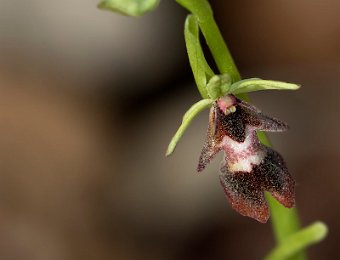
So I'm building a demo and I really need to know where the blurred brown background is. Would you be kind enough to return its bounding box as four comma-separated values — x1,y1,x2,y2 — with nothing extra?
0,0,339,259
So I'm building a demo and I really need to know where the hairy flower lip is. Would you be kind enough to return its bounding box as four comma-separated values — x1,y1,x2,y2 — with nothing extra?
198,94,295,222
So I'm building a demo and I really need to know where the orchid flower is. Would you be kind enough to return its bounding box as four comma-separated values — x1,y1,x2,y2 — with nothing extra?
166,76,299,223
198,94,294,223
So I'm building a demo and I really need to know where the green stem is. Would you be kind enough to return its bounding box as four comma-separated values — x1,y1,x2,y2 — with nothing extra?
176,0,304,259
176,0,240,83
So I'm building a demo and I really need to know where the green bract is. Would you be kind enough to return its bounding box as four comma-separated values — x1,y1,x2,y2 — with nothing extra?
230,78,301,95
207,76,300,98
98,0,160,16
184,15,214,99
206,74,231,99
265,222,328,260
166,99,213,156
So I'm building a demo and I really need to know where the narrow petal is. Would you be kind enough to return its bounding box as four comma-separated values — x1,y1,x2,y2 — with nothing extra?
238,101,289,132
197,107,222,172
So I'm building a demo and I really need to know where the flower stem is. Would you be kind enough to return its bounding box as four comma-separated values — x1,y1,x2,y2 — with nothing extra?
176,0,304,259
176,0,240,83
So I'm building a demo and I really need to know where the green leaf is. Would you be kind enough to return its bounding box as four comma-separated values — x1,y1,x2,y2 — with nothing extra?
229,78,301,95
265,193,306,260
166,99,213,156
184,15,214,99
265,221,328,260
98,0,160,17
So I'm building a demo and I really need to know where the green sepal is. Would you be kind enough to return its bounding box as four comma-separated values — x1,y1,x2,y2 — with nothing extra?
206,74,231,99
184,15,214,99
166,99,213,156
98,0,160,17
265,221,328,260
229,78,301,95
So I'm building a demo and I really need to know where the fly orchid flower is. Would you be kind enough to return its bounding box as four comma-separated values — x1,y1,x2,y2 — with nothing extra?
166,76,300,223
198,94,294,223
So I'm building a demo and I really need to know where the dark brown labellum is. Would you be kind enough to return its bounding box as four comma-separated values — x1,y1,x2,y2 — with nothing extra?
198,94,295,223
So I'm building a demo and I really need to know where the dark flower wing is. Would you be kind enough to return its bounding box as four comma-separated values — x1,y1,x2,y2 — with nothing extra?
197,107,222,172
238,100,289,132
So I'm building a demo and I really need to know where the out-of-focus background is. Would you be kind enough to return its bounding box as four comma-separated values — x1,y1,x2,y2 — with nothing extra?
0,0,339,259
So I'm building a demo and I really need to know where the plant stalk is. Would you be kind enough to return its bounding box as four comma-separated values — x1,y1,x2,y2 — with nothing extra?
176,0,305,259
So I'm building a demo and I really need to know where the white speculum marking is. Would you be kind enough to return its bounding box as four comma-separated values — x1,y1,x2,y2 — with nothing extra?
219,128,265,173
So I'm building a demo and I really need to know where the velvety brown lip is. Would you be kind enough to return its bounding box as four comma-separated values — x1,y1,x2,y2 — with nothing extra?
198,94,294,223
